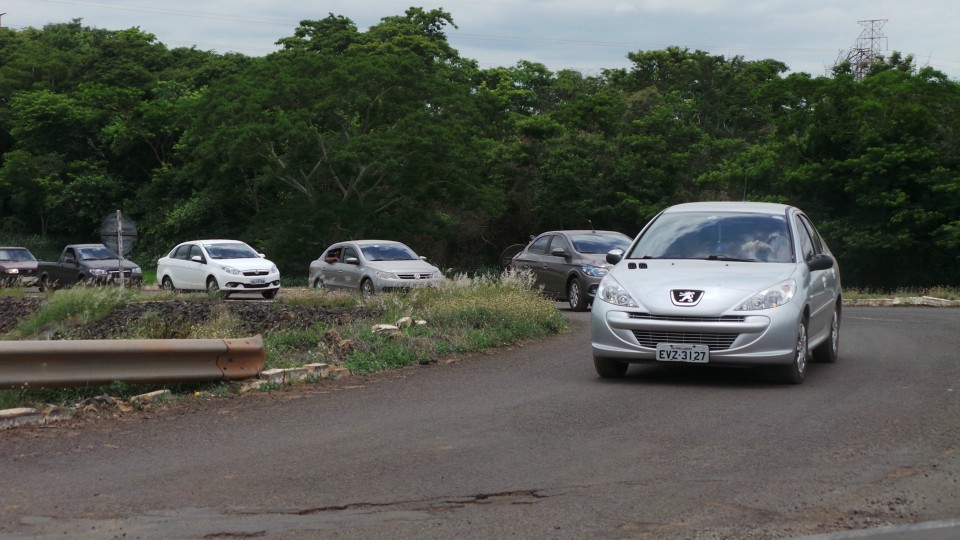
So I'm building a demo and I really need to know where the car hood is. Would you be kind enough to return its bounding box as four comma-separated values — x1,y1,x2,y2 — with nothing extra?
610,260,798,314
0,261,38,271
85,260,141,271
580,254,613,268
364,260,439,274
211,258,276,271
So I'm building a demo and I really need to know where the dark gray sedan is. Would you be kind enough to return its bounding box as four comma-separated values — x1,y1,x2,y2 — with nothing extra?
511,230,633,311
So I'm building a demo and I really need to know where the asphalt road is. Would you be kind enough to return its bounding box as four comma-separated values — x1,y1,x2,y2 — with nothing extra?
1,306,958,539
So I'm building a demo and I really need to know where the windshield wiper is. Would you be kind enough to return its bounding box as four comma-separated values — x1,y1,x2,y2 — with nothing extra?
707,254,757,262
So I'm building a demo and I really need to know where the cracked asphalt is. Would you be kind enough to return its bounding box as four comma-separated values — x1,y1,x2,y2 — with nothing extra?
1,306,959,539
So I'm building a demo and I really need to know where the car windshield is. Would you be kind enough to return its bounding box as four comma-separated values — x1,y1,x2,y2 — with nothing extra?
627,211,793,263
77,246,119,260
0,249,36,262
570,233,632,254
360,244,418,261
203,243,259,260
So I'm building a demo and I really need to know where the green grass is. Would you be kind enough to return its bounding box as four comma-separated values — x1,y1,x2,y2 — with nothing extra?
0,270,568,409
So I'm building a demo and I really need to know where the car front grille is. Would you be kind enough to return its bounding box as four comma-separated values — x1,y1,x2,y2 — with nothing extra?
243,270,270,277
629,313,746,323
396,273,433,280
632,330,739,350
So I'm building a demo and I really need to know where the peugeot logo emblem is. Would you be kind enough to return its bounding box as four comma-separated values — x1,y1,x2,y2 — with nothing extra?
671,289,704,306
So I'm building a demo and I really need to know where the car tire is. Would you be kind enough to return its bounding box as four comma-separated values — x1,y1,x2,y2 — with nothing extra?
568,278,589,312
813,303,840,363
778,317,808,384
360,278,375,298
206,277,228,299
160,276,176,292
312,278,324,289
37,275,48,293
262,289,278,300
594,356,628,378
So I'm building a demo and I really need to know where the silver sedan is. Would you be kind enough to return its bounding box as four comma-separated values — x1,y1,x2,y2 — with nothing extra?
591,201,842,384
309,240,442,295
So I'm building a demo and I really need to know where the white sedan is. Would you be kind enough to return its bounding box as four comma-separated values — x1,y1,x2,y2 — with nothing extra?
309,240,442,295
156,239,281,299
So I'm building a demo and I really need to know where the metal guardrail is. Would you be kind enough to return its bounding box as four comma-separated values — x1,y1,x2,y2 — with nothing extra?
0,335,265,389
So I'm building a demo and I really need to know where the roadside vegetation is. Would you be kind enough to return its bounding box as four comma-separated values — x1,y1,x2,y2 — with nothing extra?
0,271,567,410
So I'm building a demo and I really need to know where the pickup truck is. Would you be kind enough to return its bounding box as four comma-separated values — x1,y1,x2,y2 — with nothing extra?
37,244,143,291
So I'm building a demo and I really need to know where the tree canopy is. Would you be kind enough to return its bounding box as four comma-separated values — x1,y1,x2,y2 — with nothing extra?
1,13,958,288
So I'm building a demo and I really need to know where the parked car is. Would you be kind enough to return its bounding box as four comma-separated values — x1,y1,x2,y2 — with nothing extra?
511,230,633,311
156,239,281,299
37,244,142,291
591,201,841,384
0,246,39,287
308,240,442,295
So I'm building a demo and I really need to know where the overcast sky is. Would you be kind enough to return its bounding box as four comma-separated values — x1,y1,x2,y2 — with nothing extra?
5,0,960,80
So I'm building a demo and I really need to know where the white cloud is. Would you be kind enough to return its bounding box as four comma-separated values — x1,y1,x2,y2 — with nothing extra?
4,0,959,78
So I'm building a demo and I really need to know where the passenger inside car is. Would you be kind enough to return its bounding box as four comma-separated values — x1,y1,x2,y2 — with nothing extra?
739,220,790,262
324,248,341,264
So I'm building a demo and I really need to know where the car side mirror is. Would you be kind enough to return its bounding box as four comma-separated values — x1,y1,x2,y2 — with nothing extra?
550,248,568,258
191,255,203,263
419,256,427,261
344,257,360,265
606,249,624,265
807,253,834,271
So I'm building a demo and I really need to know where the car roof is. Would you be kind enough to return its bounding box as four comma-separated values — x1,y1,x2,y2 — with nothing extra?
0,246,32,250
341,239,407,247
540,230,629,236
191,239,247,244
663,201,792,215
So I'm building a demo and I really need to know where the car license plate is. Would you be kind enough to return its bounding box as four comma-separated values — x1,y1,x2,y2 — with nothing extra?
251,278,265,285
655,343,709,363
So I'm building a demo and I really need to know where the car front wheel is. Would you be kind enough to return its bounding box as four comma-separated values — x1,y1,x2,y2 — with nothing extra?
360,278,375,298
313,278,324,289
778,317,808,384
594,356,628,378
567,278,589,312
262,289,278,300
206,277,227,299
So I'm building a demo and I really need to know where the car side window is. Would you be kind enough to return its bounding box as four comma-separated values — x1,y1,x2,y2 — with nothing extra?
798,214,825,254
173,245,189,260
324,247,342,264
550,235,571,255
793,215,817,262
188,245,204,262
529,235,551,255
343,246,359,261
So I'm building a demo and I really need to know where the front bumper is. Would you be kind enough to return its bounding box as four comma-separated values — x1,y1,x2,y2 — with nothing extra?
590,300,801,366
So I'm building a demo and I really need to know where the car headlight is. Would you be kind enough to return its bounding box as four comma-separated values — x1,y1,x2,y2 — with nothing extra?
220,265,242,276
89,268,107,276
131,267,142,275
597,274,639,307
376,270,398,280
580,265,609,278
736,279,796,310
4,268,18,275
270,265,278,274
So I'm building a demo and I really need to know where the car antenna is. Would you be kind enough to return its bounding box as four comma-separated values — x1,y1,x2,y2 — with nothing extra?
588,219,595,233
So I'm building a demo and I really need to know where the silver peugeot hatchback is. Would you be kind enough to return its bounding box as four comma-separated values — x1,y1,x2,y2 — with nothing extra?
591,201,841,384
